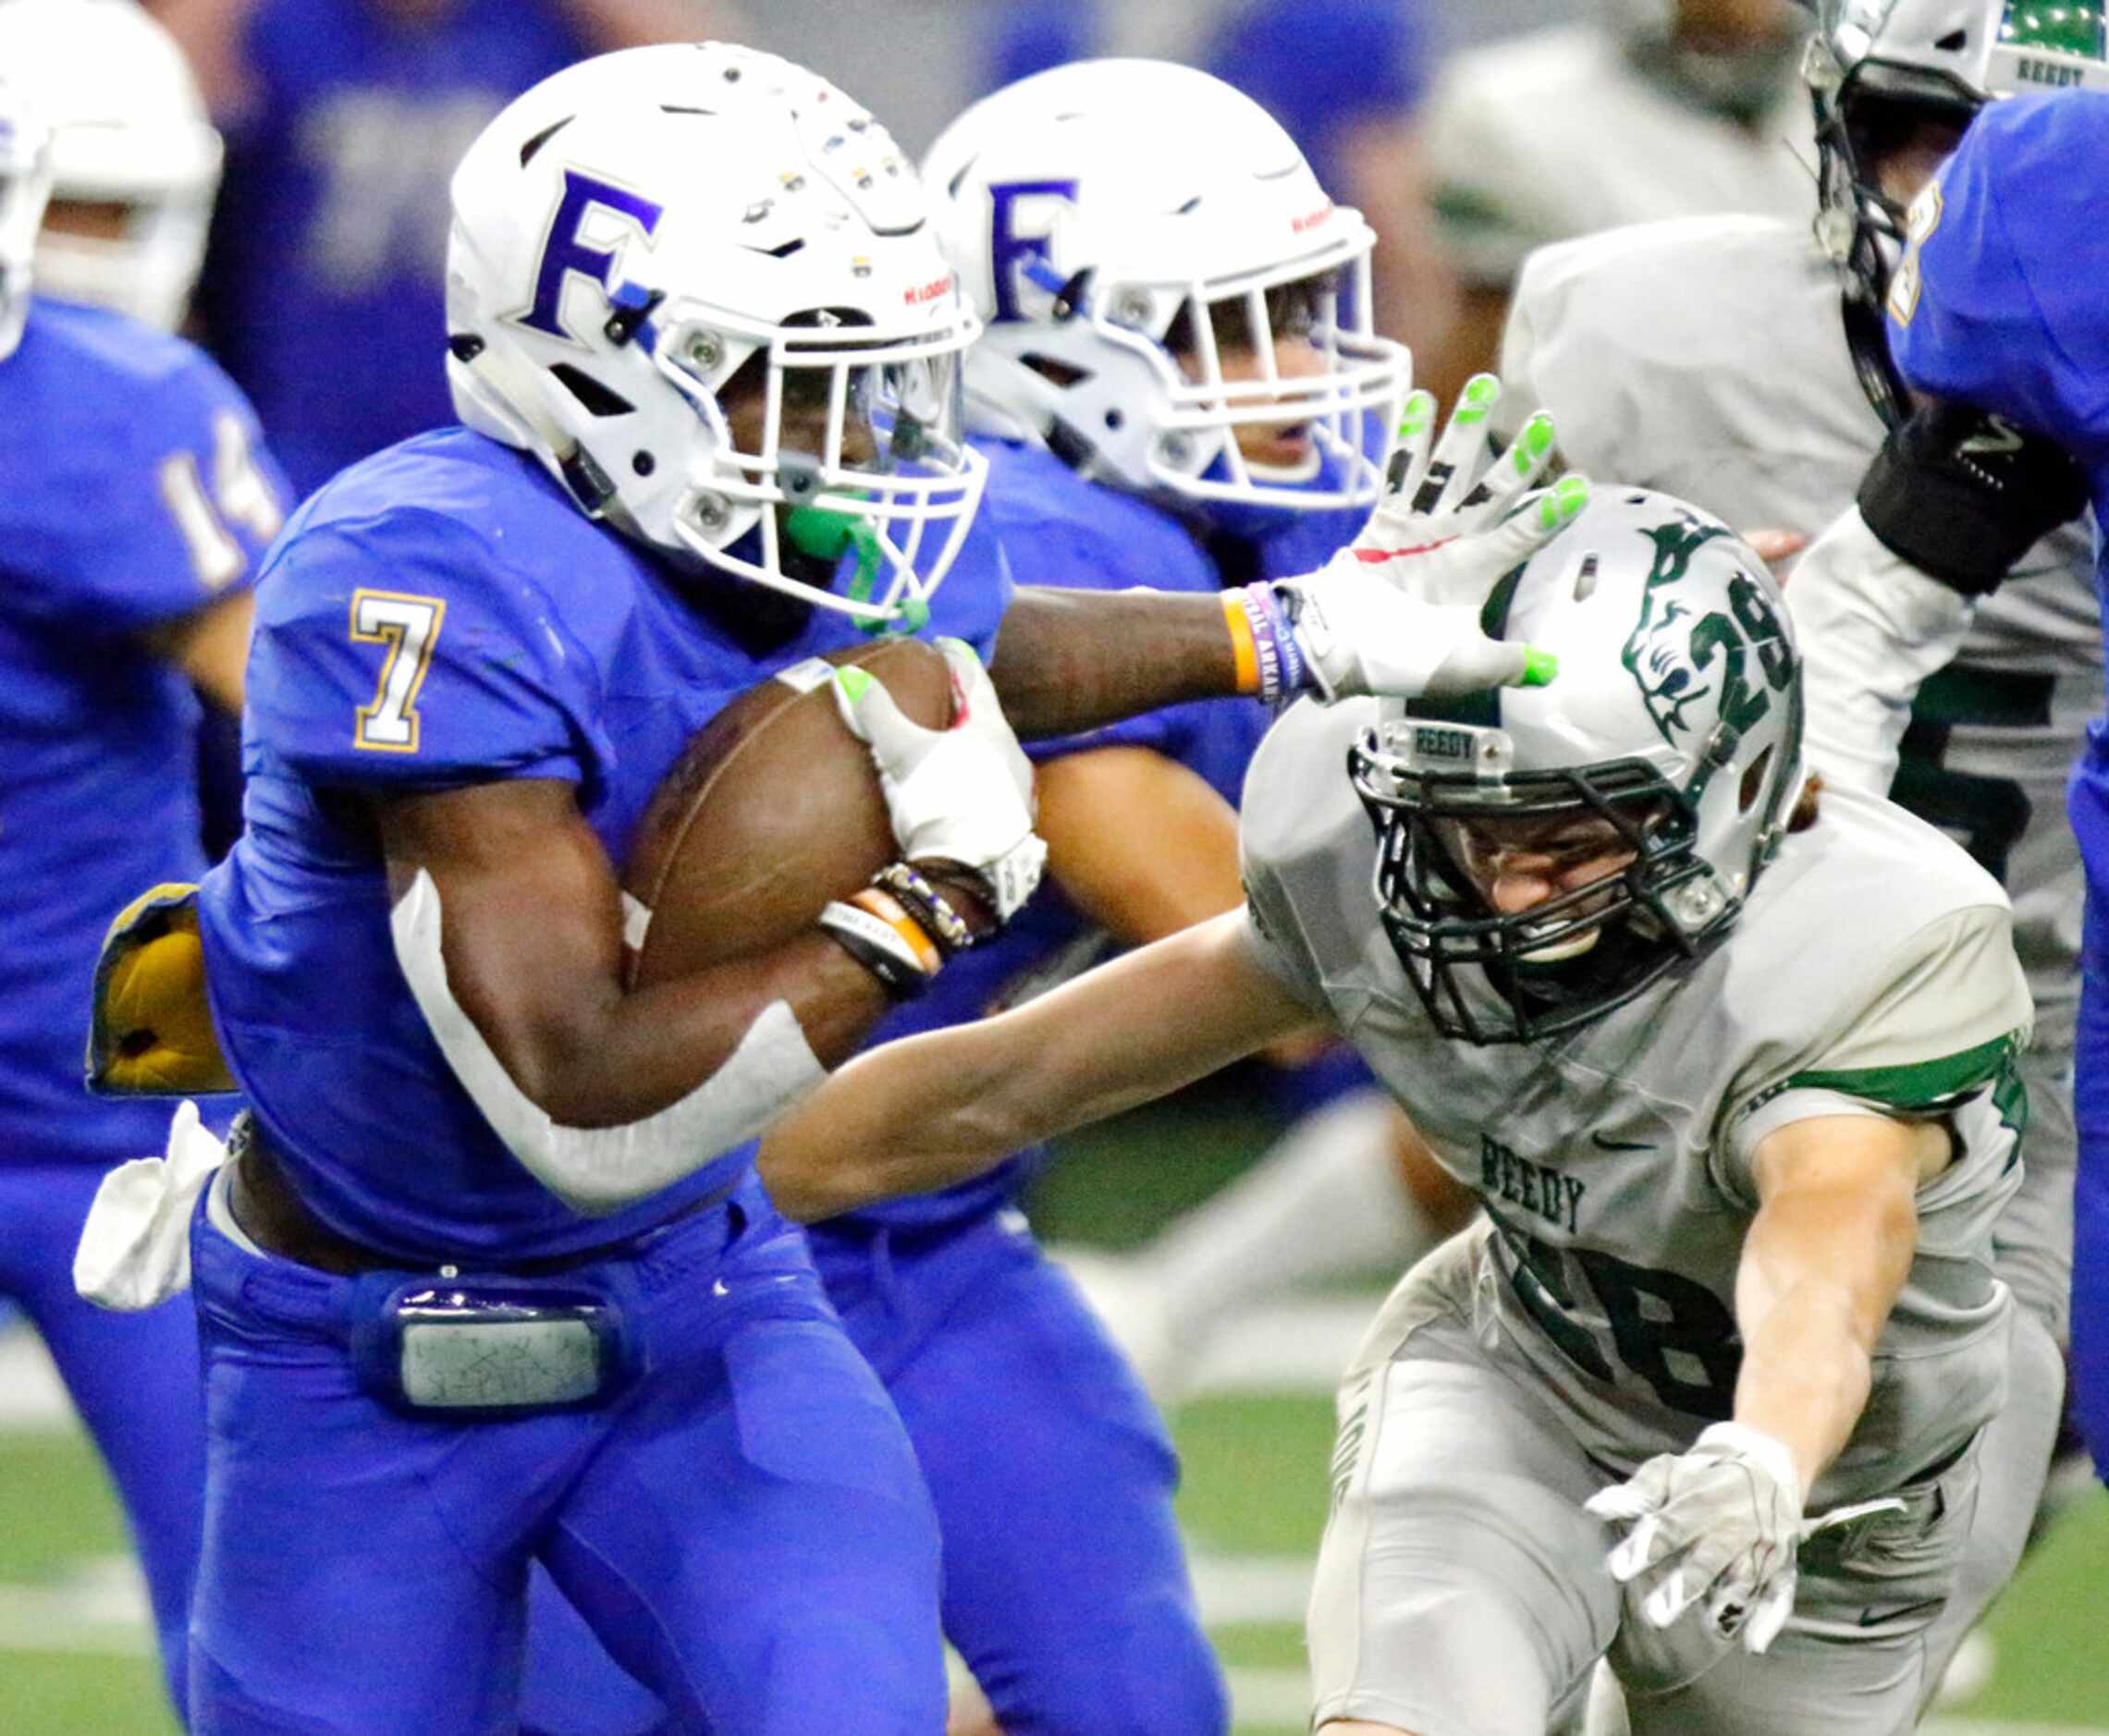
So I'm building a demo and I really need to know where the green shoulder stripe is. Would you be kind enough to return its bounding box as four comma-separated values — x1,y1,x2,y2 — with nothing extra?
1784,1032,2020,1109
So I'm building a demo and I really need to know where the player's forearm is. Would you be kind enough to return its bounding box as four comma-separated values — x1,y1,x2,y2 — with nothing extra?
1795,507,1973,797
1733,1179,1917,1493
991,586,1246,739
528,934,891,1127
762,911,1307,1220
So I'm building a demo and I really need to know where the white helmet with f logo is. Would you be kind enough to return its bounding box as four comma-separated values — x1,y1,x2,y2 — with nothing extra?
925,58,1409,516
446,43,986,629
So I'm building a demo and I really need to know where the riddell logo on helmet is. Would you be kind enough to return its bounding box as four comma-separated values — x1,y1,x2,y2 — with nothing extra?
1290,203,1333,233
903,275,953,306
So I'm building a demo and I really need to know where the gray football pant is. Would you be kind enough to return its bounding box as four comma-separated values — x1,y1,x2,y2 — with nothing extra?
1309,1240,1984,1736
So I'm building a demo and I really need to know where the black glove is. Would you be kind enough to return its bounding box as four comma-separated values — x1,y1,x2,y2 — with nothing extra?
1857,398,2089,599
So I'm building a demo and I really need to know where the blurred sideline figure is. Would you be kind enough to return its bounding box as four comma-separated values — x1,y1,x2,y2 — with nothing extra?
150,0,743,496
1503,0,2101,1717
1198,0,1456,368
0,2,289,1711
1420,0,1814,410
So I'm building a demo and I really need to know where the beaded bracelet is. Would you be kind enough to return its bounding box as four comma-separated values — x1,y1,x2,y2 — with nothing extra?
872,862,977,957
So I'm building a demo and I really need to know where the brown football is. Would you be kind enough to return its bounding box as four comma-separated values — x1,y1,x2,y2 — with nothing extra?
620,637,955,988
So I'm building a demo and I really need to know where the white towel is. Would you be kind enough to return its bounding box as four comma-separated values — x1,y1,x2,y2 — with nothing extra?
73,1099,228,1310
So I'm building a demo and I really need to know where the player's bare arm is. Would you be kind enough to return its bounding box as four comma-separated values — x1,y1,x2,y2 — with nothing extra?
377,777,892,1128
1737,1113,1941,1494
141,588,253,716
760,909,1314,1221
1034,746,1245,939
994,382,1583,738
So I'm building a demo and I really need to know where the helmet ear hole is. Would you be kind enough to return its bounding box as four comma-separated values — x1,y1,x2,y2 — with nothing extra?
1738,745,1775,813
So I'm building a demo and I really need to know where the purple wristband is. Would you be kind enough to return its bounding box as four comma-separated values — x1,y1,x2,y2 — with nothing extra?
1237,583,1307,703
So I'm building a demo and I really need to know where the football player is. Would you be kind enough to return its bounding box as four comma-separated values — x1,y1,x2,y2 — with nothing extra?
761,489,2036,1735
0,55,286,1716
1499,0,2096,1695
926,58,1487,1424
0,0,223,333
1772,55,2109,1482
807,58,1457,1735
1420,0,1816,409
95,43,1570,1730
156,0,747,496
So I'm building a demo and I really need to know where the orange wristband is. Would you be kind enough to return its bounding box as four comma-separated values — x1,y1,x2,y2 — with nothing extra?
850,886,943,975
1221,587,1261,696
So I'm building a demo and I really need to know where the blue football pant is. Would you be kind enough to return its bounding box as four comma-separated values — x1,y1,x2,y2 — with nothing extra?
186,1172,944,1735
2072,878,2109,1483
0,1160,204,1717
818,1211,1227,1736
520,1209,1228,1736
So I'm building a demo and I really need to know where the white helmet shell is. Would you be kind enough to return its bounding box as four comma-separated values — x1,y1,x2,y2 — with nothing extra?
923,57,1409,514
0,0,222,331
0,71,52,359
446,43,986,627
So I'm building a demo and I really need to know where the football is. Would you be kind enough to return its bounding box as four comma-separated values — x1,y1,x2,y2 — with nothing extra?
620,636,955,987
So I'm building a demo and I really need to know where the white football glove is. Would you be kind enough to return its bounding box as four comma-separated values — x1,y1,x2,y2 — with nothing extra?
1586,1423,1904,1656
1271,562,1563,701
1346,376,1583,605
1268,377,1588,701
833,637,1047,922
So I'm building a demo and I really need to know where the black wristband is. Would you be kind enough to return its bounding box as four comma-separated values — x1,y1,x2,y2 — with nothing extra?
1857,399,2088,598
816,903,931,1001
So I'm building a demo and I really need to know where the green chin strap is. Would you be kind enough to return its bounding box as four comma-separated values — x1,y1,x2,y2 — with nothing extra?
782,504,928,636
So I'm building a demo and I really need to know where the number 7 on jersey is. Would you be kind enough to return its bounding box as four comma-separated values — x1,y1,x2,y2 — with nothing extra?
350,589,447,752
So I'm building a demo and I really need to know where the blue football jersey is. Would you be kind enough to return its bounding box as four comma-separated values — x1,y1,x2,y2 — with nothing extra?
198,0,591,495
831,441,1363,1232
1888,88,2109,814
1891,91,2109,478
198,427,1008,1262
0,300,287,1167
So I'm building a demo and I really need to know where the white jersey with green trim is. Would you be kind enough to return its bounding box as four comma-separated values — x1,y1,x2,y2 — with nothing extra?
1422,29,1814,290
1502,213,2097,1049
1239,697,2031,1509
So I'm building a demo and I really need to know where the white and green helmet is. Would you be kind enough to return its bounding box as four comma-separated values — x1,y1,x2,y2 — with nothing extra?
1809,1,2109,419
1349,488,1805,1045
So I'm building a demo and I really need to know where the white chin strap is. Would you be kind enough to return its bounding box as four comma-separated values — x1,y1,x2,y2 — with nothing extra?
390,869,825,1216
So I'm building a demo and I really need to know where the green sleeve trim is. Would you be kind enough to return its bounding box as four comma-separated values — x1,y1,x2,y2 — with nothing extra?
1784,1032,2019,1109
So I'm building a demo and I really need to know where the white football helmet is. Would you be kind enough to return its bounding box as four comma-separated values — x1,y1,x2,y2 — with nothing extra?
0,73,51,360
1809,1,2109,422
923,58,1410,515
447,43,986,628
0,0,222,332
1349,488,1804,1044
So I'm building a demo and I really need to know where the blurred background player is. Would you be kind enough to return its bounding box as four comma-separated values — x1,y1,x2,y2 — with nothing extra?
1420,0,1815,410
0,6,288,1712
1499,0,2099,1708
848,58,1427,1735
150,0,746,497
